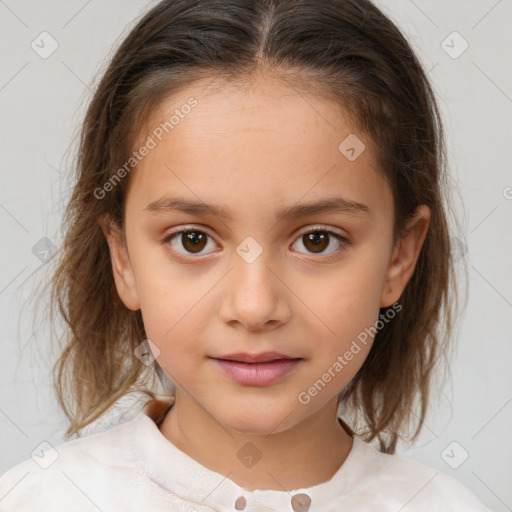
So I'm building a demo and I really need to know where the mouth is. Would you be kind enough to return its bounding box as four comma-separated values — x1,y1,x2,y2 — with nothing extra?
213,351,299,364
210,352,303,386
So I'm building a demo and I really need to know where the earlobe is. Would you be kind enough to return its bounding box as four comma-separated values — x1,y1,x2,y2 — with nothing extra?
98,215,141,311
380,205,431,308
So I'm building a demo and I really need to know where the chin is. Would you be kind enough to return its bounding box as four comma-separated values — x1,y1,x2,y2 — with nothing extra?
214,401,298,436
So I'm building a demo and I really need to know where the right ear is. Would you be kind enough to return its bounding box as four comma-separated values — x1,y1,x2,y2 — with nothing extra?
98,214,140,311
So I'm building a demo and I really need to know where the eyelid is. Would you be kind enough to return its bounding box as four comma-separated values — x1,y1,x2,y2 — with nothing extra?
163,223,347,242
162,223,220,247
295,223,347,238
162,223,217,243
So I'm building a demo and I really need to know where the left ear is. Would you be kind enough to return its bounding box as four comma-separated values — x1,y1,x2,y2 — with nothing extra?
380,204,431,308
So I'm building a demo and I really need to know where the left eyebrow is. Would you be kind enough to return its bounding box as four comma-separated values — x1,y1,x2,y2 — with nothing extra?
275,197,371,220
144,196,371,221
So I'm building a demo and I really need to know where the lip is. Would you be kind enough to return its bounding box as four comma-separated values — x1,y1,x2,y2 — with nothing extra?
211,353,302,386
214,351,296,363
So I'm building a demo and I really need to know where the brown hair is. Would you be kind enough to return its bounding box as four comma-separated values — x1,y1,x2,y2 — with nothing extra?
46,0,466,452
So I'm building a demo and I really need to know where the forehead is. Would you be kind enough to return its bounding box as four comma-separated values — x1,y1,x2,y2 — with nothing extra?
126,72,392,222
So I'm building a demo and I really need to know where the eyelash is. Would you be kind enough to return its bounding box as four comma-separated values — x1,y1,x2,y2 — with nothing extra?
162,224,350,261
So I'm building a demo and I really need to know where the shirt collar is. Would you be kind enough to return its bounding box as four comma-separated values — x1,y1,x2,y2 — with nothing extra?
130,399,366,511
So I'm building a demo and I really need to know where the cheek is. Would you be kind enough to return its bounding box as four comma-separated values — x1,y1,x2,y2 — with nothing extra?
139,289,203,352
133,269,217,369
301,255,386,323
127,247,192,347
296,254,388,362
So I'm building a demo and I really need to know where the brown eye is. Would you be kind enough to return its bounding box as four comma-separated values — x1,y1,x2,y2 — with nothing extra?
164,228,218,257
302,231,330,254
181,231,207,253
291,228,348,258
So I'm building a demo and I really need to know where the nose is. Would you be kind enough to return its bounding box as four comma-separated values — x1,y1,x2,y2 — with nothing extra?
218,245,291,332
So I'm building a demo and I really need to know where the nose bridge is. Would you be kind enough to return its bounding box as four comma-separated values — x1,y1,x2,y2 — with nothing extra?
219,234,288,330
233,234,276,299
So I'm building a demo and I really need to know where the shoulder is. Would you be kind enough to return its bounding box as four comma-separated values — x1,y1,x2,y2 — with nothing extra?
0,412,152,512
344,437,492,512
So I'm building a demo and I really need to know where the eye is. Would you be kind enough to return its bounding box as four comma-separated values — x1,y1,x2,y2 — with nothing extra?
162,224,350,260
291,226,349,259
163,227,218,257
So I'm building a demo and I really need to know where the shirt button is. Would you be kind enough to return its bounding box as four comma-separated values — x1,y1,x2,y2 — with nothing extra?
234,496,246,510
291,493,311,512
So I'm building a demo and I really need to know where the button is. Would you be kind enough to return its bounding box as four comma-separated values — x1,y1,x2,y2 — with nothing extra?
234,496,246,510
291,493,311,512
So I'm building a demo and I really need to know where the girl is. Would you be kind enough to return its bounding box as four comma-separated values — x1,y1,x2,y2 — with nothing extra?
0,0,492,510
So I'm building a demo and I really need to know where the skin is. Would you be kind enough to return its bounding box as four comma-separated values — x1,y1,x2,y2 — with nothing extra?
100,69,430,491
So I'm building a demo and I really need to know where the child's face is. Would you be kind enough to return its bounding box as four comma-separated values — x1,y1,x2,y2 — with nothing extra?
102,71,430,435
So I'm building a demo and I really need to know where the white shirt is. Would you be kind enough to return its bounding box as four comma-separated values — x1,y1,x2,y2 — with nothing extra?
0,405,491,511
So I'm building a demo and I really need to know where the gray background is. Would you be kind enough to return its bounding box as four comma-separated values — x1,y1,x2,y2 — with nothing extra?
0,1,511,510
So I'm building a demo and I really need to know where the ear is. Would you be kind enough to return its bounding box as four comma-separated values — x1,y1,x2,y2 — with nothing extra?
380,204,431,308
98,215,140,311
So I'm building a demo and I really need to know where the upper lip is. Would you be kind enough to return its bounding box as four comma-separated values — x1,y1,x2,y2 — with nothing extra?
213,352,300,363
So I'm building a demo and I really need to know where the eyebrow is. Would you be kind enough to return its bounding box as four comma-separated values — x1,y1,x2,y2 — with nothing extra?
144,196,370,221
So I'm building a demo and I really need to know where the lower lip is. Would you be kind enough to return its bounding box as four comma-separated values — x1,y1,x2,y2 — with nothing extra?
212,358,302,386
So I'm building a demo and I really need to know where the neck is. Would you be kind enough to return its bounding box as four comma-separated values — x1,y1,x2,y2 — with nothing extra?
158,392,353,491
